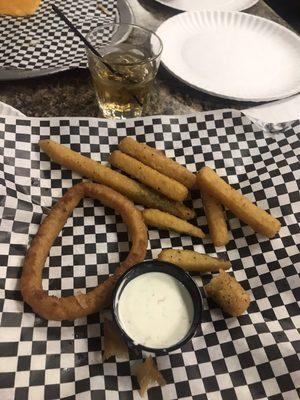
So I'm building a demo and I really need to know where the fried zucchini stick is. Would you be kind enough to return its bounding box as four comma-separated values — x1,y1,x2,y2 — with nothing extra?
201,190,229,246
109,150,188,202
39,139,195,220
119,137,196,188
196,166,281,238
157,249,231,273
143,209,205,239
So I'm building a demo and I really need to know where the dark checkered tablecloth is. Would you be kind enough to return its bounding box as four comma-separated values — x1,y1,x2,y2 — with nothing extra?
0,0,117,70
0,110,299,399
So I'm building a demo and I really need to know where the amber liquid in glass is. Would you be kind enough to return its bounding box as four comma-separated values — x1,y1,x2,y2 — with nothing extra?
90,48,155,119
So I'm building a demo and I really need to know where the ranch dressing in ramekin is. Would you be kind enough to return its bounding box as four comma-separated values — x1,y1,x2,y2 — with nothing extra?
117,272,194,348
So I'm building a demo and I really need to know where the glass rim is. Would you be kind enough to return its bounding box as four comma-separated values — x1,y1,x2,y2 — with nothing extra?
86,23,163,66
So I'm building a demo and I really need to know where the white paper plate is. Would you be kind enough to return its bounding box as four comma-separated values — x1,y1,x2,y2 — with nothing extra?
156,11,300,102
155,0,258,12
244,93,300,124
0,102,25,117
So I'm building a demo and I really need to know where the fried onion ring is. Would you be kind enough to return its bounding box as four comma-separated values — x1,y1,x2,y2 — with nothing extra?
21,182,148,321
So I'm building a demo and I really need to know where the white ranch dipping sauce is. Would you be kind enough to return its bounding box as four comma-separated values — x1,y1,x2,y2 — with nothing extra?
117,272,194,349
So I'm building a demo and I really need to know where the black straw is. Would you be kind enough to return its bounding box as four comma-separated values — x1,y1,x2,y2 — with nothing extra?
51,4,115,74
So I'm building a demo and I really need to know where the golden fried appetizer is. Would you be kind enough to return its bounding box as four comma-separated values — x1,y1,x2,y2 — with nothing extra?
109,150,188,202
157,249,231,273
201,190,229,247
143,209,205,239
21,182,148,320
0,0,41,16
205,269,250,316
119,137,196,188
196,166,281,238
39,139,195,220
103,318,128,361
134,356,166,397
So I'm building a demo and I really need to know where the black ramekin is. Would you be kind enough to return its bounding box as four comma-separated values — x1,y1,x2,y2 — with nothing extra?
112,260,203,354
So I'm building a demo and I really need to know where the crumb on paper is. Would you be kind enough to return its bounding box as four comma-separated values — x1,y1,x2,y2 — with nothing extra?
97,3,112,16
75,291,88,309
103,318,129,361
133,356,166,397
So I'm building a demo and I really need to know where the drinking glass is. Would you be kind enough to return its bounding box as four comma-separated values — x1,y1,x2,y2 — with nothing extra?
86,23,163,119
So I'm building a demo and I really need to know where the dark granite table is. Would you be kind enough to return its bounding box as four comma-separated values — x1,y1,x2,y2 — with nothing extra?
0,0,294,117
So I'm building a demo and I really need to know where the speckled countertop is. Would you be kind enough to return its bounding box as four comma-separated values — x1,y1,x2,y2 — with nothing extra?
0,0,294,117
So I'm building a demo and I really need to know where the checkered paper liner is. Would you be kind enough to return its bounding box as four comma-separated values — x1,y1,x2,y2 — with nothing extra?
0,0,117,70
0,110,299,400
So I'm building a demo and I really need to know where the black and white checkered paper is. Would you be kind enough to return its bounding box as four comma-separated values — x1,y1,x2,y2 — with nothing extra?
0,0,117,70
0,110,299,400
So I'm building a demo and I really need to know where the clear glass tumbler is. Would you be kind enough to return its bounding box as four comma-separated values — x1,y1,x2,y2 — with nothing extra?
86,23,163,119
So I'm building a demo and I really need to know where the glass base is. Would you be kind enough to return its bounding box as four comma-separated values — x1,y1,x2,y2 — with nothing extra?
101,107,143,119
98,100,143,119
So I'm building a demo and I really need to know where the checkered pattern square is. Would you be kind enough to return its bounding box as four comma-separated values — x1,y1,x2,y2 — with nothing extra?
0,110,299,399
0,0,117,70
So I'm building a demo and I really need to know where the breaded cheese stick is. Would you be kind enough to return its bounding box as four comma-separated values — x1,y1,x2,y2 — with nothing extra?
196,166,281,238
205,269,250,316
109,150,188,202
201,190,229,247
39,139,195,220
157,249,231,273
119,137,196,188
143,209,205,239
